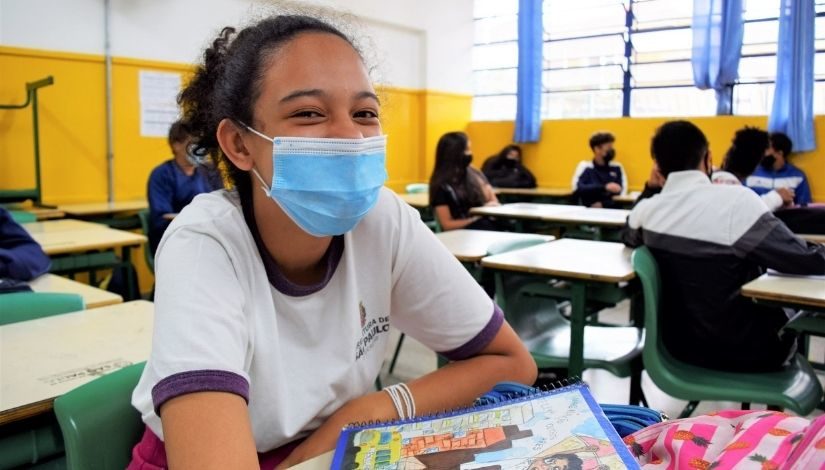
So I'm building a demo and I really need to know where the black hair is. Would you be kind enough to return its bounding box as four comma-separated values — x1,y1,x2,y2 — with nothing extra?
549,453,583,470
429,131,486,208
722,127,770,179
769,132,793,158
589,132,615,151
650,120,709,176
178,15,360,198
497,144,522,160
167,120,191,147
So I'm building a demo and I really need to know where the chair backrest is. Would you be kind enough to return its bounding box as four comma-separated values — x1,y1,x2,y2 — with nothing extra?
8,210,37,223
54,362,146,470
0,292,85,325
405,183,428,194
631,246,678,380
137,209,154,273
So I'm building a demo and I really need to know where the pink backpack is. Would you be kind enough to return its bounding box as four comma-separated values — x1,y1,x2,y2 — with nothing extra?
624,410,825,469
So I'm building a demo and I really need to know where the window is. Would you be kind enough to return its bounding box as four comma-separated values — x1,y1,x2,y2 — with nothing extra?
472,0,825,120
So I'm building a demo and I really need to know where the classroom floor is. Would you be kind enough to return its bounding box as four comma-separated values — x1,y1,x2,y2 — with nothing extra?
381,300,825,419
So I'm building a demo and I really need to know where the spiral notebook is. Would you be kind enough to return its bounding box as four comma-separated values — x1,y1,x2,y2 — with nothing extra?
331,380,639,470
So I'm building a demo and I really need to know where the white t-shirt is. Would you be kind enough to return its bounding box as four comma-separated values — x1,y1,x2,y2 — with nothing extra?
131,188,500,452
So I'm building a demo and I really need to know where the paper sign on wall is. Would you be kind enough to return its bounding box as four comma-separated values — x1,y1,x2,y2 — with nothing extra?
139,70,181,137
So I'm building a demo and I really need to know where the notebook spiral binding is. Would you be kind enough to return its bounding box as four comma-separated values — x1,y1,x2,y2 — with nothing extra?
345,377,582,431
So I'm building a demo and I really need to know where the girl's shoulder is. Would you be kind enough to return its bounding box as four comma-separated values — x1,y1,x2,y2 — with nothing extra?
159,190,251,249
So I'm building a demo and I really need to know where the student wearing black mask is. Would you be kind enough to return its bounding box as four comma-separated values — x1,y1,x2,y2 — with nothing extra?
429,132,502,231
481,145,537,188
571,132,627,208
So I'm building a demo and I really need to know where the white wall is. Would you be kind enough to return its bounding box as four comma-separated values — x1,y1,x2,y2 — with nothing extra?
0,0,473,93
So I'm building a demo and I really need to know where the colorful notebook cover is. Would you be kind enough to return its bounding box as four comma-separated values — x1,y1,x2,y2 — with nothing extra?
331,381,639,469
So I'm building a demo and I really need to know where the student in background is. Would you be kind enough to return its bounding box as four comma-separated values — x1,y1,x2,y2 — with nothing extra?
571,132,627,208
711,127,793,211
429,132,503,231
623,120,825,373
0,207,50,281
147,120,221,254
130,16,535,470
481,145,537,188
747,132,812,206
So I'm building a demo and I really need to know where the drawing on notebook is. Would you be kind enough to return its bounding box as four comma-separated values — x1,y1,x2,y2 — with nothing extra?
336,386,631,470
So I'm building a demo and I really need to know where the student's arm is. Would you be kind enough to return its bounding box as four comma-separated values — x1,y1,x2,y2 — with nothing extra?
796,174,812,205
161,393,259,470
0,209,50,281
760,190,785,211
278,323,534,468
434,205,481,230
733,193,825,274
576,168,609,197
621,200,647,247
471,168,500,206
520,164,537,188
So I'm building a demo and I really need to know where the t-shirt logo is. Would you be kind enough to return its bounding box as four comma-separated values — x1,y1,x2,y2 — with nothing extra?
359,301,367,328
610,171,617,178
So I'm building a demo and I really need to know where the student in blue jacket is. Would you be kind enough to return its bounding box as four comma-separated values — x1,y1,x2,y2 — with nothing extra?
571,132,627,208
746,132,812,207
0,207,50,281
147,121,222,255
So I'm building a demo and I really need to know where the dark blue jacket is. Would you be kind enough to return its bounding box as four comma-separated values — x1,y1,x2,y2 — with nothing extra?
0,208,51,280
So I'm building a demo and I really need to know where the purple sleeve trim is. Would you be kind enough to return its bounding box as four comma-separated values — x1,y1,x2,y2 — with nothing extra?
440,303,504,361
151,370,249,415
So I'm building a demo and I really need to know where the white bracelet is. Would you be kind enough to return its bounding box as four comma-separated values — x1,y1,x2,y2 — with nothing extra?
384,385,406,419
397,382,416,418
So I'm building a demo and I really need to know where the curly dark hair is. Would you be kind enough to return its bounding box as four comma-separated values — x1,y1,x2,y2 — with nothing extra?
178,15,361,197
722,126,770,179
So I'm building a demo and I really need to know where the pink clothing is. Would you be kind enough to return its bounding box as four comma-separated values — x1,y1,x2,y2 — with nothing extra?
624,410,825,469
127,427,305,470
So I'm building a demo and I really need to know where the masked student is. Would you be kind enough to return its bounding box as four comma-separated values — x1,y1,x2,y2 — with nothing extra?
0,207,50,282
128,15,536,470
429,132,504,231
711,127,794,211
623,120,825,373
147,120,223,255
571,132,627,208
746,132,812,207
481,145,537,189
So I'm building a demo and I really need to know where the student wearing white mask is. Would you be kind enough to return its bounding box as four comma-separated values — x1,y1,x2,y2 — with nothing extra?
128,14,536,470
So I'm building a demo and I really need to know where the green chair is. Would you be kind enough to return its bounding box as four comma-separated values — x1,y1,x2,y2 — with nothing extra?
0,292,85,325
405,183,428,194
8,210,37,223
54,362,146,470
632,246,823,417
137,209,154,273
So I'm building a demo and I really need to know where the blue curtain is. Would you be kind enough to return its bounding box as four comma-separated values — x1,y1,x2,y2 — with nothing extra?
691,0,744,114
514,0,542,143
768,0,816,152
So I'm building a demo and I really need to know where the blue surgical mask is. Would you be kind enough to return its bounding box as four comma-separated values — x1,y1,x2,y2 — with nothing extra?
245,126,388,237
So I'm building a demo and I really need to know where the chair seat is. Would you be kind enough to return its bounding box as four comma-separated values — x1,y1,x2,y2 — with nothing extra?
508,296,643,378
648,350,823,415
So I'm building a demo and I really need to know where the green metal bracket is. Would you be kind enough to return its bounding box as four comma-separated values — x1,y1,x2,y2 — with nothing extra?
0,76,55,205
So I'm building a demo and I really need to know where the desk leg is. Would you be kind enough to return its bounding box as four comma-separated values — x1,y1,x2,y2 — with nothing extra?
569,282,586,378
122,246,135,300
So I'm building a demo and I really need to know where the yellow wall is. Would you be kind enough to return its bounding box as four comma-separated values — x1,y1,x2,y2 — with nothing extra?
467,116,825,201
0,46,462,202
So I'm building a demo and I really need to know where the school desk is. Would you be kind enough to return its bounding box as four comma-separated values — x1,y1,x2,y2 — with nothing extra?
58,200,148,217
612,192,641,208
397,192,428,209
291,451,332,469
471,203,629,239
22,219,107,234
435,229,554,263
29,273,123,308
493,187,573,198
0,300,153,426
799,233,825,245
23,223,146,257
741,273,825,311
481,239,636,378
162,212,178,221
